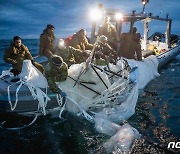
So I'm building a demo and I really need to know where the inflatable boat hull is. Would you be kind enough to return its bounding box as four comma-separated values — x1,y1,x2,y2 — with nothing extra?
0,75,59,113
157,46,180,68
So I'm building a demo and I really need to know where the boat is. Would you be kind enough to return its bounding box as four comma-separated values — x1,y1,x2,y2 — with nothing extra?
0,57,135,117
0,2,179,117
0,61,58,114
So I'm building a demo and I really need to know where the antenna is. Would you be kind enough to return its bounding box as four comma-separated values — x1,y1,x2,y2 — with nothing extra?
141,0,149,13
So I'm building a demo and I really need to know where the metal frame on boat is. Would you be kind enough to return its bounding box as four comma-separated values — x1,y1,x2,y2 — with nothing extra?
90,3,180,67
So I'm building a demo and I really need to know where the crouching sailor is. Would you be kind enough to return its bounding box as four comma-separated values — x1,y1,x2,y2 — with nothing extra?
44,55,68,93
55,39,90,67
4,36,44,76
95,35,118,65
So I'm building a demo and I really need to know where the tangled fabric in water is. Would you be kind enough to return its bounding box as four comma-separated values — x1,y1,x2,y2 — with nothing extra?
103,123,141,153
57,55,160,153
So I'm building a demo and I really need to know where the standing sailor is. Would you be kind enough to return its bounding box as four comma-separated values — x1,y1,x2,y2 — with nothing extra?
98,16,120,50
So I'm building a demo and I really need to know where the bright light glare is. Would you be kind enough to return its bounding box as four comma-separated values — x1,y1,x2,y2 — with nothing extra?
115,13,123,20
142,1,146,5
90,9,102,21
58,39,65,48
59,41,64,46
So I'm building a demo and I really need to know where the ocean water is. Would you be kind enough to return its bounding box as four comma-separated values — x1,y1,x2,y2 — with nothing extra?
0,39,179,153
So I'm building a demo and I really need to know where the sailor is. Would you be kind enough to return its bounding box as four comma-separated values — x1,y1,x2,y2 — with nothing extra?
119,28,142,61
4,36,44,76
130,33,142,61
44,55,68,93
69,29,93,51
118,27,135,58
98,16,120,50
38,24,55,59
95,35,117,65
55,39,90,67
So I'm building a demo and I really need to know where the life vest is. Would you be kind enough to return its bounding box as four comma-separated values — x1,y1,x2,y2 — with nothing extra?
64,36,72,46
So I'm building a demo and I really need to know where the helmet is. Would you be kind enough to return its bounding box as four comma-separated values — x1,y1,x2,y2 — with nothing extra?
99,35,108,44
104,16,110,22
132,27,137,34
51,55,63,67
134,33,141,41
46,24,55,29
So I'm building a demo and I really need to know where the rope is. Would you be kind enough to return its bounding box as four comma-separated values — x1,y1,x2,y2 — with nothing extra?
7,80,23,110
56,93,63,106
59,98,67,119
4,60,49,116
66,96,94,122
0,114,38,131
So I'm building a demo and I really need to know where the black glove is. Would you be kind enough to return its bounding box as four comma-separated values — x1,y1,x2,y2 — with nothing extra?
31,60,35,65
50,84,61,94
10,69,21,76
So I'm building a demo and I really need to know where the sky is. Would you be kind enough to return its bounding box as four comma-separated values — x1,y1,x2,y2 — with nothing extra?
0,0,180,39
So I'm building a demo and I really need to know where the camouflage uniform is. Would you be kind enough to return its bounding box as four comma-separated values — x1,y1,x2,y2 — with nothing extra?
130,33,142,61
44,58,68,93
94,42,117,65
39,33,55,59
4,43,44,73
119,33,142,61
69,32,93,51
55,46,89,67
119,33,133,58
130,41,142,61
98,23,119,50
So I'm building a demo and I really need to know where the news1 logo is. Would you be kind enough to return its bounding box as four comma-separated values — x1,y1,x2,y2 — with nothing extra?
168,142,180,149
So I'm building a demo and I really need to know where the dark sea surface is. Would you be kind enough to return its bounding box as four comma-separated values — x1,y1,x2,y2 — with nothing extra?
0,39,180,154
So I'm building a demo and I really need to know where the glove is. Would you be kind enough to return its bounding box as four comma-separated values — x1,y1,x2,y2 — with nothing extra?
10,69,21,76
31,60,35,65
50,84,61,94
12,60,17,65
60,91,67,97
51,87,61,93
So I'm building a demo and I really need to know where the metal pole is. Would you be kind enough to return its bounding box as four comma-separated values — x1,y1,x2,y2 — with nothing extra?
91,21,96,43
142,5,145,13
144,20,148,50
166,20,172,48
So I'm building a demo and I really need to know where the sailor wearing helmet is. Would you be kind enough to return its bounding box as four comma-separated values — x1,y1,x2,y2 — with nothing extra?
55,39,90,67
98,16,120,50
94,35,118,65
44,55,68,93
69,29,93,51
